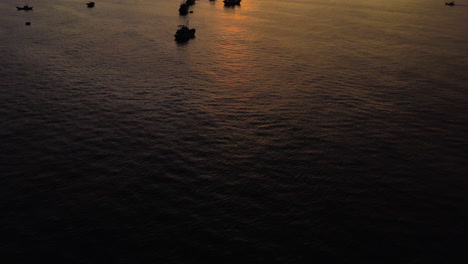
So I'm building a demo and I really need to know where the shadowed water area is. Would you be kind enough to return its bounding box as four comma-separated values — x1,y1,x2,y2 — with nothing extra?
1,0,467,263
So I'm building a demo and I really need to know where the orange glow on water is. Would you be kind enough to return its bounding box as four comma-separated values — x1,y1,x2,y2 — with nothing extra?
194,3,271,67
198,6,260,87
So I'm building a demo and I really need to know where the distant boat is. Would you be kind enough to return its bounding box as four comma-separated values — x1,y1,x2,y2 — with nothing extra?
179,2,189,16
16,5,33,10
86,2,95,8
174,24,196,42
223,0,241,6
445,1,455,5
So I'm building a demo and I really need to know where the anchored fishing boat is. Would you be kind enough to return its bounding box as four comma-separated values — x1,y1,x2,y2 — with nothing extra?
174,24,196,42
223,0,241,6
16,5,33,10
179,1,189,16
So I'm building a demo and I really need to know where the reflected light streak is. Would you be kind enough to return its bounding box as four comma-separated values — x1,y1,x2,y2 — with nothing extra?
202,7,260,88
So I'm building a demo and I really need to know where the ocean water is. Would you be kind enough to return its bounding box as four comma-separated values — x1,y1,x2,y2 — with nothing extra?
1,0,467,263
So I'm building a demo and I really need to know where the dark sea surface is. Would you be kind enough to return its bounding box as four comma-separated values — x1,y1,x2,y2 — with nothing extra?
1,0,467,263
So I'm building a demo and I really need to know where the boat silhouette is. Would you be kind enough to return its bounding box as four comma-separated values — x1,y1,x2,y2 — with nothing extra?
179,1,189,16
223,0,241,6
174,24,196,42
16,5,33,10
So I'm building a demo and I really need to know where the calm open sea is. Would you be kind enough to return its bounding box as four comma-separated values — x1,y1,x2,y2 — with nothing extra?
1,0,467,263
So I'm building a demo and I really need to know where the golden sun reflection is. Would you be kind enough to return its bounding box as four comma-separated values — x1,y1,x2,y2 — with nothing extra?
200,5,262,88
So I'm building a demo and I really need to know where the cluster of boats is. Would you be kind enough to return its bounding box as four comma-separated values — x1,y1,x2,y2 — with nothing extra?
445,1,455,5
16,0,246,41
174,0,244,42
179,0,241,16
17,2,95,11
175,0,197,42
17,2,95,25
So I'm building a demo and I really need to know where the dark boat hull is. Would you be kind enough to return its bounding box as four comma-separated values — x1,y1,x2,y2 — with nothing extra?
179,3,189,16
174,26,196,42
223,0,241,6
16,6,33,10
